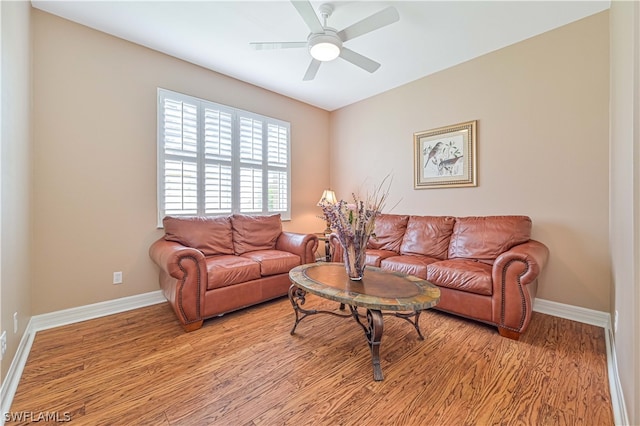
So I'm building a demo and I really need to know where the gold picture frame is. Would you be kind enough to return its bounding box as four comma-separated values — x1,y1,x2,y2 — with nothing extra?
413,120,477,189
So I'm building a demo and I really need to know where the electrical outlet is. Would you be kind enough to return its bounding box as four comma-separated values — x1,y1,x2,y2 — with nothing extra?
113,271,123,284
14,312,18,334
614,310,619,333
1,331,7,360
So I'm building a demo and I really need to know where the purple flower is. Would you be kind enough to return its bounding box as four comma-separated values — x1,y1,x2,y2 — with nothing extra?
319,176,393,251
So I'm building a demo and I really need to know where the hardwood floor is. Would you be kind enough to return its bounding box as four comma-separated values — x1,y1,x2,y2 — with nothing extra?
9,296,613,425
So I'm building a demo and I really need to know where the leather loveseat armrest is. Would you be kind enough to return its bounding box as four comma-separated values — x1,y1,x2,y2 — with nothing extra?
276,232,319,265
149,238,208,332
328,233,344,262
491,239,550,339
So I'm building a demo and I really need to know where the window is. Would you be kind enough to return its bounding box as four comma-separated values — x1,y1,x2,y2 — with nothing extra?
157,88,290,225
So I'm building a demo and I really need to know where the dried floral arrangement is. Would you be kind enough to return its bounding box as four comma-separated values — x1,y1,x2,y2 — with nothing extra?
318,175,393,278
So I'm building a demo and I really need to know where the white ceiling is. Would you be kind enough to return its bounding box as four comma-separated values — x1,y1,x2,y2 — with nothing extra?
31,0,610,111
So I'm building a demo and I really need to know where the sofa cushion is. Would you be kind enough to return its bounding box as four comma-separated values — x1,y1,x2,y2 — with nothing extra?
448,216,532,262
365,249,398,267
427,259,493,296
400,216,456,259
367,214,410,252
240,250,301,276
381,254,441,280
206,255,261,290
231,214,282,255
163,216,234,256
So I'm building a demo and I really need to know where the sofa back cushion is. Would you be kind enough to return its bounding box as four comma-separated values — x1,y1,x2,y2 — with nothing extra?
231,214,282,255
367,214,410,253
448,216,532,261
163,216,234,256
400,216,456,259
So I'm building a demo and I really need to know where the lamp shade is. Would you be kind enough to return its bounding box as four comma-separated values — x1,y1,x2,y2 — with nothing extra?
318,189,337,206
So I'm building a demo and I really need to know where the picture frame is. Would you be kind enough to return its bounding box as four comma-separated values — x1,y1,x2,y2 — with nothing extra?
413,120,477,189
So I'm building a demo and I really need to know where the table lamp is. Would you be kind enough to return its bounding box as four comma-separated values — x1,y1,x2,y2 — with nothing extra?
317,189,337,235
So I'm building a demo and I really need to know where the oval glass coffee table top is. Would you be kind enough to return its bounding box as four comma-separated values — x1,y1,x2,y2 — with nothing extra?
289,263,440,311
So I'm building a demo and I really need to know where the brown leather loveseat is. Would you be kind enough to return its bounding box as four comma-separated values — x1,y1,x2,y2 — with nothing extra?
149,214,318,331
329,215,549,339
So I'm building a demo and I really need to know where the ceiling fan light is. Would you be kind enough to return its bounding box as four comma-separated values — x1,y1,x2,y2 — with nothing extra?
308,33,342,61
310,42,340,61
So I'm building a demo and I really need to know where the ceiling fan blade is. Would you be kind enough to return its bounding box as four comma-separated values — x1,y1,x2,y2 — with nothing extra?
303,59,321,81
337,6,400,42
339,48,381,73
291,0,324,34
249,41,307,50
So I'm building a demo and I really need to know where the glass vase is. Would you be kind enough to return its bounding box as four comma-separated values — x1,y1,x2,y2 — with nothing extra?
342,240,367,281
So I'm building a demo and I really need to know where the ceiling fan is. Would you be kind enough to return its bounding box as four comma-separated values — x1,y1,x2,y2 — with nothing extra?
250,1,400,81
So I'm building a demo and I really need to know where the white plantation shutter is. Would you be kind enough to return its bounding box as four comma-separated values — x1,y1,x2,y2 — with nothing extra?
268,123,288,165
238,116,263,213
161,98,198,215
268,170,288,212
239,167,263,212
267,123,289,212
205,163,232,214
157,89,290,225
239,117,263,164
164,160,198,215
204,107,233,215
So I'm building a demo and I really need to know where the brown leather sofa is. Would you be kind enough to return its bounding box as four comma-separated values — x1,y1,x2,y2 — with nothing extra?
149,214,318,331
329,215,549,339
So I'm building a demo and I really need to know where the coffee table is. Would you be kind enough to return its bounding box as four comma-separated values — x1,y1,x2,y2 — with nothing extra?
288,262,440,381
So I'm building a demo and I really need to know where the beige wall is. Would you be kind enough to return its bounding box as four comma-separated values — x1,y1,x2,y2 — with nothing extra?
330,12,610,311
31,10,330,314
28,8,612,315
1,1,33,383
610,0,639,422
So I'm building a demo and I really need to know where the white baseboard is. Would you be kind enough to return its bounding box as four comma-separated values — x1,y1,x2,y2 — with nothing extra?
1,295,628,426
605,324,630,426
533,297,610,328
0,290,165,425
29,290,165,332
0,320,37,426
534,298,628,425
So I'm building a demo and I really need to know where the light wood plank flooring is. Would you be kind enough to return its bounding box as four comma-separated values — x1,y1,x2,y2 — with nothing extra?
9,296,613,425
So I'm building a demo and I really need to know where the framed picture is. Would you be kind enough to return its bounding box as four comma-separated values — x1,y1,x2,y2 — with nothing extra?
413,120,477,189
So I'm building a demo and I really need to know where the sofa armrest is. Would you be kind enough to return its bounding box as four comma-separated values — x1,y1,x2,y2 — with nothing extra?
276,232,319,264
328,233,344,262
149,238,205,278
491,239,550,336
149,238,208,331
